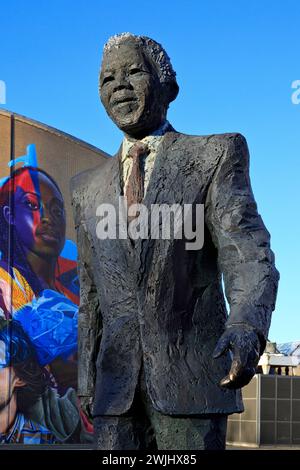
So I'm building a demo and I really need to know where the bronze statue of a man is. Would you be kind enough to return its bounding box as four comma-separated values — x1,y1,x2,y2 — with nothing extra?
70,33,279,450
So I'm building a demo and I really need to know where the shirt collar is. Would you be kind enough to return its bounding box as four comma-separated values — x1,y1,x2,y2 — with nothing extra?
121,120,171,162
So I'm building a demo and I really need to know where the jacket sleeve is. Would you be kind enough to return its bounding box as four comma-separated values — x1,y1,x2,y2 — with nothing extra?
75,212,102,399
205,133,279,343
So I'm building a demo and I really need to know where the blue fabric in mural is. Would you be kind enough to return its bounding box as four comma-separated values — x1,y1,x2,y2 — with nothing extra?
14,289,78,366
0,320,36,368
60,239,78,262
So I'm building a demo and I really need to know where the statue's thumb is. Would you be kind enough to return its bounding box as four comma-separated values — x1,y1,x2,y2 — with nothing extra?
212,337,228,359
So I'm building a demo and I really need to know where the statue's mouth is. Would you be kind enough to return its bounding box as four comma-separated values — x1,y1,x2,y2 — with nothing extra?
111,94,137,106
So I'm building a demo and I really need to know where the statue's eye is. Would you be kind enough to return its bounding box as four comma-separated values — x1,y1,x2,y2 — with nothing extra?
129,68,142,75
102,75,114,85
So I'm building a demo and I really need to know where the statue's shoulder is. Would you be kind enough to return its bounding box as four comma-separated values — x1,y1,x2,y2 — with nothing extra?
70,156,112,217
167,132,248,172
170,132,248,166
70,156,112,197
172,131,246,147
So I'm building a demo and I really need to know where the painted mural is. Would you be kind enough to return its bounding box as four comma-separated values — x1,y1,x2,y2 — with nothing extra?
0,144,92,444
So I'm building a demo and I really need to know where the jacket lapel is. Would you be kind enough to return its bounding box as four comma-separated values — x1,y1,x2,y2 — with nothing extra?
133,131,181,284
106,131,181,285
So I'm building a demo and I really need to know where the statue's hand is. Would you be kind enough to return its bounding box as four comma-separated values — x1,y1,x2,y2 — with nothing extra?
80,396,94,421
213,324,262,389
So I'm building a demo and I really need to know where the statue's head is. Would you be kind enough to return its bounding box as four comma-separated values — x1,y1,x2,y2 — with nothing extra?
99,33,179,138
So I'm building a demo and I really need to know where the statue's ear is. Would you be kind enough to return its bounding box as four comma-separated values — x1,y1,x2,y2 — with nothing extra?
164,80,179,104
3,206,14,225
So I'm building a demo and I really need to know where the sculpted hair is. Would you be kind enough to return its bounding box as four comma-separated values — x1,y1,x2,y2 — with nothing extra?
102,32,179,103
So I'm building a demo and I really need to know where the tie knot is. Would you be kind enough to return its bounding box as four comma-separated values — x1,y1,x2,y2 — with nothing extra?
128,142,149,160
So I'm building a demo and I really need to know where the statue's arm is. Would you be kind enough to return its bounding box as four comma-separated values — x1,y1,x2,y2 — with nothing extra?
70,174,103,411
76,218,102,417
205,133,279,387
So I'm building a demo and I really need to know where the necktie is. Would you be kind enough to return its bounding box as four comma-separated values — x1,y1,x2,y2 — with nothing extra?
125,142,149,220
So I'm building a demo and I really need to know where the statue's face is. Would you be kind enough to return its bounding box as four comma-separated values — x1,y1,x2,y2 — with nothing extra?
100,40,167,137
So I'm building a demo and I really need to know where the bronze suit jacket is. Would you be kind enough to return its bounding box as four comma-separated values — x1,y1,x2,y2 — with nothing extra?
70,131,279,417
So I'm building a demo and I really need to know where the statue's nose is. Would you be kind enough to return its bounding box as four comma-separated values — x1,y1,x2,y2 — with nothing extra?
112,71,131,92
113,83,128,93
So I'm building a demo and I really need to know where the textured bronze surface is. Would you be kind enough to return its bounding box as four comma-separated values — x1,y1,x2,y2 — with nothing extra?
70,33,279,450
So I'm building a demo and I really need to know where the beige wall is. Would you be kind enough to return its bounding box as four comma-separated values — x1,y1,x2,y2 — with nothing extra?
0,109,110,240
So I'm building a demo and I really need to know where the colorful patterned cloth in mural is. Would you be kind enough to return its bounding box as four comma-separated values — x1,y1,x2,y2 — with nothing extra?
0,257,79,320
0,413,57,444
0,262,35,318
14,289,78,366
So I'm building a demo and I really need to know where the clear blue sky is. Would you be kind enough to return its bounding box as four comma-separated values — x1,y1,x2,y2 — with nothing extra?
0,0,299,343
